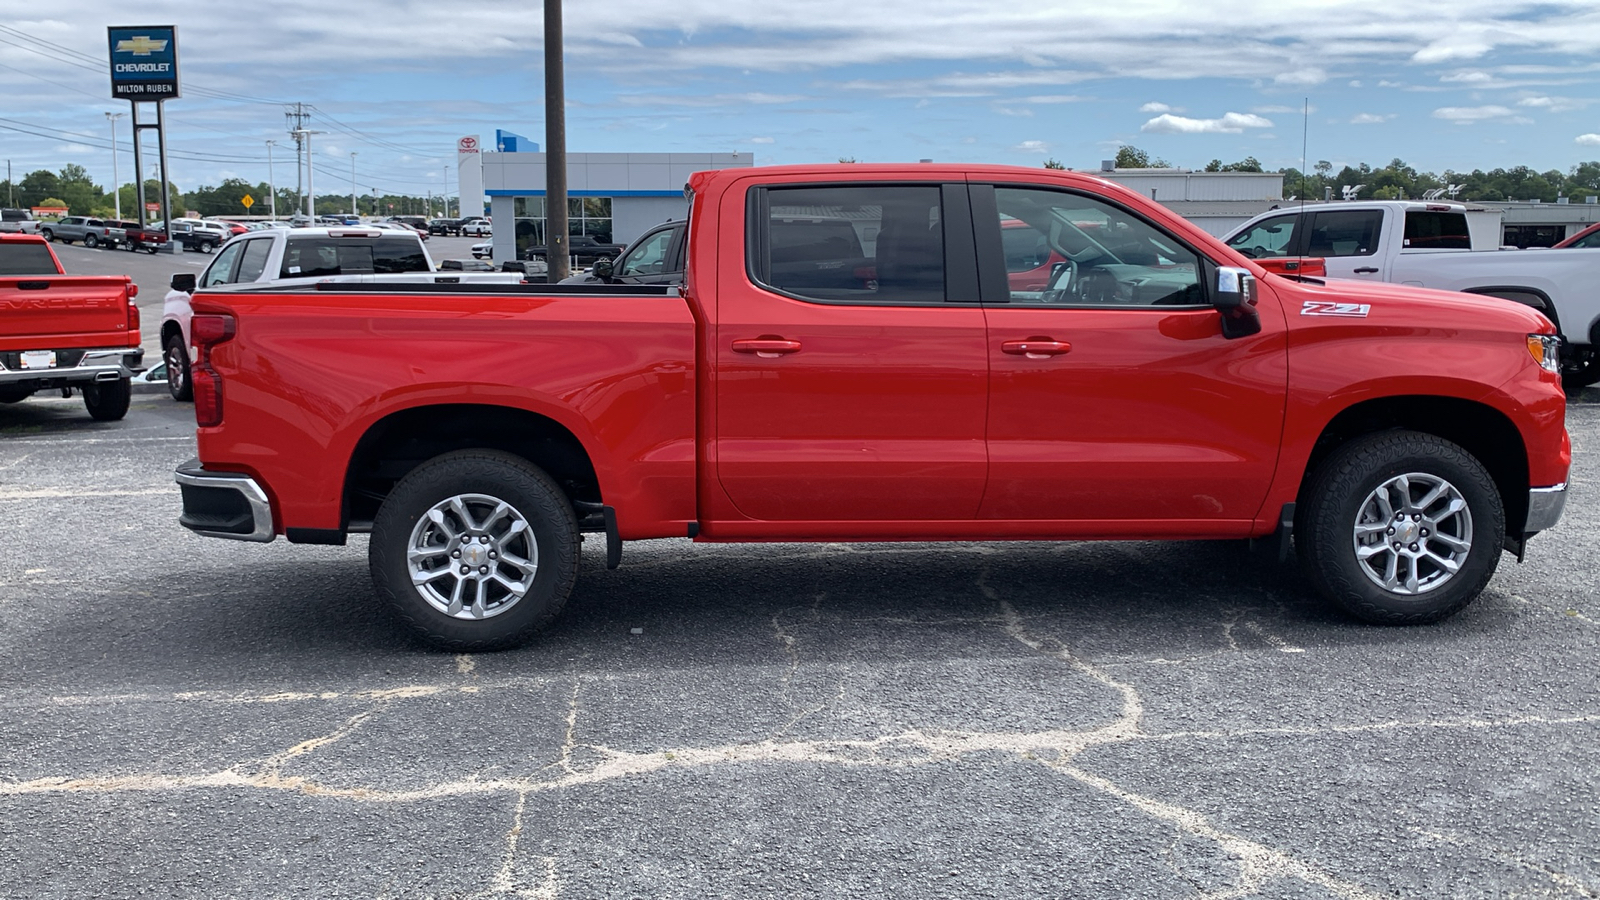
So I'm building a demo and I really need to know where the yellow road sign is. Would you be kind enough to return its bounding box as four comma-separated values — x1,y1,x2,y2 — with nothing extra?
241,194,254,209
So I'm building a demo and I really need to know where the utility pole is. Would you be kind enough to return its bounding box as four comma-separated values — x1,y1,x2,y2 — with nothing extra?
105,112,125,220
6,160,12,208
544,0,569,281
350,152,357,216
285,103,310,215
265,140,277,220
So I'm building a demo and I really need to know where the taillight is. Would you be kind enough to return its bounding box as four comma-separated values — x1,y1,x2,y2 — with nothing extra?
191,313,237,427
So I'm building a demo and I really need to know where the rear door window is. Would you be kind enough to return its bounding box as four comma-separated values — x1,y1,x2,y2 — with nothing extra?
1403,210,1470,249
1305,209,1383,257
750,185,944,304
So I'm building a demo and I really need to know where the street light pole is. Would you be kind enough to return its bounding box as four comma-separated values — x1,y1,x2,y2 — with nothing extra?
265,140,277,221
106,112,125,220
294,129,324,219
544,0,570,281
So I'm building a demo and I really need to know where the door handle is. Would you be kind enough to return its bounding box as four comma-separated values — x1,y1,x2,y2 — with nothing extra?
732,338,802,358
1002,339,1072,358
1353,267,1379,274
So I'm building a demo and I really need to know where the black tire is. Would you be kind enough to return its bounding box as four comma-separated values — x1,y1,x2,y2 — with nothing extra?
84,234,98,249
1562,345,1600,391
146,245,158,255
164,333,193,402
41,229,53,242
82,378,132,421
1296,430,1503,625
370,450,580,650
200,241,215,254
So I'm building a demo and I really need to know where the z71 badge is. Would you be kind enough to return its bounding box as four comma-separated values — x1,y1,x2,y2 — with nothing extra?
1301,301,1371,317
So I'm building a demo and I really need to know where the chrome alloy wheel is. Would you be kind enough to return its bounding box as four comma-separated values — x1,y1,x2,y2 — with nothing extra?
1351,472,1473,595
406,493,539,619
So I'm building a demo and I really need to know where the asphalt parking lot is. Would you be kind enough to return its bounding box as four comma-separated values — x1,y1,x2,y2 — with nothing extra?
1,366,1598,896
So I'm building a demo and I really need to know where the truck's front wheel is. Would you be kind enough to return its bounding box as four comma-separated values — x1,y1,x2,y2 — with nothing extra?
164,333,193,402
1296,431,1503,625
370,451,580,650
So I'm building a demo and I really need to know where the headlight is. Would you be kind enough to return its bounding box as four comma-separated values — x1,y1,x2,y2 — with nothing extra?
1527,333,1561,374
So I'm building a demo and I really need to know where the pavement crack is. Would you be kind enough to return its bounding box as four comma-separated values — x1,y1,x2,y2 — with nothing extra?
1409,826,1600,897
471,789,560,899
1056,763,1385,900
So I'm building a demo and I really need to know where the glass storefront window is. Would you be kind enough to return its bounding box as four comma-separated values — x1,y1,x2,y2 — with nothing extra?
512,196,612,258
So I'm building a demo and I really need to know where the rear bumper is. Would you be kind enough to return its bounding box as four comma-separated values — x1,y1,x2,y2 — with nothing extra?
1526,483,1568,534
174,457,276,542
0,348,143,386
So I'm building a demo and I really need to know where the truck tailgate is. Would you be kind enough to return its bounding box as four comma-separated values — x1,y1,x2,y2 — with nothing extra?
0,277,134,350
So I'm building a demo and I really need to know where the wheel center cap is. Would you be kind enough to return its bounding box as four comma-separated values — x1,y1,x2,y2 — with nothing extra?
462,543,489,566
1396,520,1421,544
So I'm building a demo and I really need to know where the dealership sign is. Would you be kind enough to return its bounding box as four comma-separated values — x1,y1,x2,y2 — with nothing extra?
107,26,180,99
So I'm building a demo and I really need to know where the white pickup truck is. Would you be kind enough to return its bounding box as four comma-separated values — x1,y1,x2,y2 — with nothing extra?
160,227,525,401
1224,201,1600,387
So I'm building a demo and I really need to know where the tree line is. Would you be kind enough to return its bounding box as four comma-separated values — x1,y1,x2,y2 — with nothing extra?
1046,146,1600,203
1,168,462,219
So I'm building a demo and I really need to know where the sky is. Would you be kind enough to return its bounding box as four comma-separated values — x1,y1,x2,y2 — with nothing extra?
3,1,1599,201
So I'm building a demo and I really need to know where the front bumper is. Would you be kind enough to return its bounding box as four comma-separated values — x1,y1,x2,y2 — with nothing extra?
0,348,143,386
175,458,276,542
1526,483,1568,534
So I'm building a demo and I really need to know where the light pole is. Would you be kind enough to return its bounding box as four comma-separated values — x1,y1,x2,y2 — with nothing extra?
350,152,357,216
265,140,278,221
442,166,450,217
294,129,324,219
106,112,125,220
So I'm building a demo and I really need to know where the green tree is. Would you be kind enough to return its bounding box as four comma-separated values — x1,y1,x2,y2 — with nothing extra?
53,164,103,215
1043,158,1066,170
1114,146,1170,168
18,170,61,209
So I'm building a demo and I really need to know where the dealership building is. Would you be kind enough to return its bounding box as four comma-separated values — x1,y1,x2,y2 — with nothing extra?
457,133,753,263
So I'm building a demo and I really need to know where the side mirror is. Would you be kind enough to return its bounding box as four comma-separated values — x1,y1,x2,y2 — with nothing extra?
171,272,197,293
591,256,615,281
1214,267,1261,339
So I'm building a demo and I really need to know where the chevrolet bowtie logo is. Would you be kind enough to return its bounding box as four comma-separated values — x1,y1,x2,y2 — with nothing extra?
116,36,168,56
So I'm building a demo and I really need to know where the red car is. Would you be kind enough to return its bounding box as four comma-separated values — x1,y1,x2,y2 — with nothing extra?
1553,222,1600,249
176,163,1569,649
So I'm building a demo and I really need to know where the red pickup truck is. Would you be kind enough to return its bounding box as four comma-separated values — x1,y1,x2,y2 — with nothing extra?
0,234,142,420
175,164,1570,649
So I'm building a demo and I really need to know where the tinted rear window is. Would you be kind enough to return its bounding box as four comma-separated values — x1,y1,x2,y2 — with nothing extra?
1404,211,1471,249
280,236,429,277
0,243,61,275
2,209,33,222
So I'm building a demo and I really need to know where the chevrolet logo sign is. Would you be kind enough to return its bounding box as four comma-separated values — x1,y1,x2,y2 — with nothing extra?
116,35,168,56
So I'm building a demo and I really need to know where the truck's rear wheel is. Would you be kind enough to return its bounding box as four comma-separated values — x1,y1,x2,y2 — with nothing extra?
82,378,132,421
1296,430,1502,625
84,234,99,249
164,333,193,402
370,450,579,650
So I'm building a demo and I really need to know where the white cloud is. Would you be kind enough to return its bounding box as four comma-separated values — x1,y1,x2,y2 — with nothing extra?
1274,67,1327,86
750,137,775,144
1350,113,1391,125
1412,34,1494,64
1024,95,1088,104
1576,134,1600,146
1140,102,1173,113
1440,70,1496,85
1432,105,1514,123
993,106,1034,117
1013,140,1049,154
1519,95,1590,112
1141,112,1274,135
1254,105,1315,115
